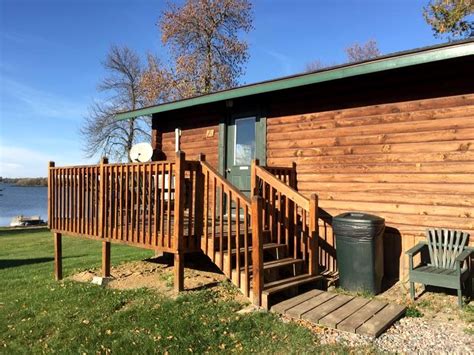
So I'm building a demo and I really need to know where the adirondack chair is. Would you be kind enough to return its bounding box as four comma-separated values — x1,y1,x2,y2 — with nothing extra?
406,229,472,307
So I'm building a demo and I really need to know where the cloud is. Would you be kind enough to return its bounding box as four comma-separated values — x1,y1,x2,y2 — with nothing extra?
0,77,87,120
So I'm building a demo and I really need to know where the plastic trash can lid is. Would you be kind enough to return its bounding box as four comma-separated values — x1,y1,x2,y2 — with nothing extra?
333,212,385,224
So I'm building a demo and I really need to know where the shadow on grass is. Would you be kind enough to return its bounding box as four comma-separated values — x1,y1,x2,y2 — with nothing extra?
0,255,85,270
0,227,49,236
145,252,223,275
0,257,54,269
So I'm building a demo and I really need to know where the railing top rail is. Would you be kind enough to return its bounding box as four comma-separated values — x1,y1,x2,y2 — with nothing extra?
200,160,251,207
49,164,101,170
49,160,180,171
256,165,309,211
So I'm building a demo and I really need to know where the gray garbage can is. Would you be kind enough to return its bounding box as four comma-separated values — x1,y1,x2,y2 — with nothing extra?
333,212,385,294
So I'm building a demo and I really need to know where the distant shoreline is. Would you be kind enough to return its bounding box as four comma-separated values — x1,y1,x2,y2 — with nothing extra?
0,178,47,187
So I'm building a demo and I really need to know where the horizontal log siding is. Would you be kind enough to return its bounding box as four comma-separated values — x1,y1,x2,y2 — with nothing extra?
267,93,474,279
156,107,223,169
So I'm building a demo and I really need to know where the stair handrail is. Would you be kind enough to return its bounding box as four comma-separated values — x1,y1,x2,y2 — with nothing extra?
251,161,319,277
198,156,264,304
199,160,251,207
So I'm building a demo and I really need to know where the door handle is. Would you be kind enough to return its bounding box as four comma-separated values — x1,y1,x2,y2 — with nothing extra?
226,168,231,173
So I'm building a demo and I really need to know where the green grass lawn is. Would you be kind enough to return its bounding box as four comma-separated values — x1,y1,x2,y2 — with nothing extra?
0,228,363,354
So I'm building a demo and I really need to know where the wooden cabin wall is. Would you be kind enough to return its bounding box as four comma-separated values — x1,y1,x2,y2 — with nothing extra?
265,58,474,281
153,107,223,168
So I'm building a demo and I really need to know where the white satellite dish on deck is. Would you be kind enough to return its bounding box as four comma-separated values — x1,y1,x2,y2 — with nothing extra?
130,143,153,162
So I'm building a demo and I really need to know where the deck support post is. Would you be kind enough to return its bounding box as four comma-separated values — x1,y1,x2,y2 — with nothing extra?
251,195,264,306
54,232,62,280
308,194,319,276
102,241,111,277
173,151,186,292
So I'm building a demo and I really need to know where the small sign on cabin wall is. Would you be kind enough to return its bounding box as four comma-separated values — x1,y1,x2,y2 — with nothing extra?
206,129,215,138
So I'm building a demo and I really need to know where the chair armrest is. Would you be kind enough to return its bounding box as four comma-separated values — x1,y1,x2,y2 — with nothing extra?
455,248,473,263
406,242,427,256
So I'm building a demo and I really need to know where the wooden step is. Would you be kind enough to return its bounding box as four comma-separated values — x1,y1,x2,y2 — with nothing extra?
232,257,304,285
215,242,287,257
263,274,322,295
212,243,287,272
237,257,304,274
205,229,272,251
260,274,323,309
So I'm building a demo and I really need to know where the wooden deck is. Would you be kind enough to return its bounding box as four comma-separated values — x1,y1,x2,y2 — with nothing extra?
271,289,406,337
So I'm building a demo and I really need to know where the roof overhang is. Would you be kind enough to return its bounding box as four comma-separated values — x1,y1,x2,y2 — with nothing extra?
115,39,474,121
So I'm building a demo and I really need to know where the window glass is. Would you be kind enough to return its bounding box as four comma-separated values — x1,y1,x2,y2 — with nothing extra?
234,117,256,166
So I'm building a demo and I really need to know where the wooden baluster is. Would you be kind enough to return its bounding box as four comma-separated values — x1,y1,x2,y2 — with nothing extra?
195,154,206,245
219,182,224,270
153,164,158,247
251,195,264,306
160,163,165,248
244,204,249,297
66,169,70,232
277,191,282,245
135,164,141,244
203,169,209,255
173,151,186,292
236,198,241,287
167,163,172,247
227,190,232,277
212,176,217,262
293,203,298,259
308,194,319,276
250,159,259,196
72,167,76,234
141,164,146,244
119,165,124,241
302,209,307,262
99,157,108,239
115,166,119,241
125,165,130,243
79,168,83,234
148,164,153,246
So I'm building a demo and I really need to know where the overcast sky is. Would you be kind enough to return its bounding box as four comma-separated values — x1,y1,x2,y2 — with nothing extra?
0,0,442,177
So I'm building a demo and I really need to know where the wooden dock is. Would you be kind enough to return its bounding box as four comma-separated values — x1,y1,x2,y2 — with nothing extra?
271,289,405,337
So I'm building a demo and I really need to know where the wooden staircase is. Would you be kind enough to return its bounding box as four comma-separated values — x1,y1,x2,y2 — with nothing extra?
198,156,322,309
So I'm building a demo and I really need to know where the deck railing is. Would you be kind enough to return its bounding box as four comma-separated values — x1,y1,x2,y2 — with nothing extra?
48,152,199,253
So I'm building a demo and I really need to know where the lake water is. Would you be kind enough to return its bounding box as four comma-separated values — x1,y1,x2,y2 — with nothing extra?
0,183,48,226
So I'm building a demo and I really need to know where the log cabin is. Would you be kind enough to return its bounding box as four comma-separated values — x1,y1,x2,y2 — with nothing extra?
49,39,474,308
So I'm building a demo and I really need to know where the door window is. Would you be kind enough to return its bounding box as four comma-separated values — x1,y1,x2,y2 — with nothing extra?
234,117,256,166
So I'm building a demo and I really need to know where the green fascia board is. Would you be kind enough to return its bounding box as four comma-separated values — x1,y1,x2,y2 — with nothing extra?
115,41,474,121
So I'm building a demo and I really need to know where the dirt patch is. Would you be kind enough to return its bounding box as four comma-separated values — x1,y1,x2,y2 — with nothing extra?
376,281,473,327
69,253,248,304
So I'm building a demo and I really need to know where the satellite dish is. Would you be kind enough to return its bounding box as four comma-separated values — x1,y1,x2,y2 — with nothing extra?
130,143,153,162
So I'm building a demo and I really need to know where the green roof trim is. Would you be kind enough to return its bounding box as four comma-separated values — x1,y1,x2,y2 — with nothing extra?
115,40,474,121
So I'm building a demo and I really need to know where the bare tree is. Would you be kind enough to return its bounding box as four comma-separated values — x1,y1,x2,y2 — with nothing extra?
159,0,253,97
81,45,151,162
424,0,474,39
345,40,381,62
304,60,326,73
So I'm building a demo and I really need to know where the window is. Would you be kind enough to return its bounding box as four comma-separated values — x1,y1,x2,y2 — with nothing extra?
234,117,256,166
